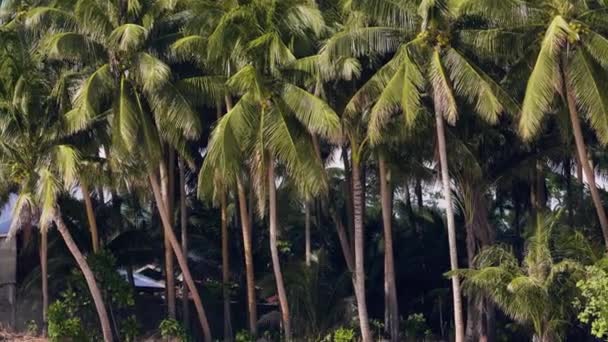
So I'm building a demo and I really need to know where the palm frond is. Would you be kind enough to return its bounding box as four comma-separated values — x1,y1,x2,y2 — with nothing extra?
519,16,576,141
566,49,608,145
429,49,458,124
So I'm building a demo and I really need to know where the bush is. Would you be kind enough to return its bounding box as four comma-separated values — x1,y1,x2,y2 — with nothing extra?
575,265,608,340
159,318,188,341
235,330,255,342
403,313,429,338
48,291,86,341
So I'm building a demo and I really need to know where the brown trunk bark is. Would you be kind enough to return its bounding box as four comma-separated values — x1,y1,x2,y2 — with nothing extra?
342,147,355,249
305,202,311,266
332,213,354,273
220,190,233,340
150,173,213,342
435,112,465,342
53,210,113,342
236,176,258,336
268,159,292,340
564,73,608,248
81,181,100,253
379,156,399,342
179,159,190,330
351,155,373,342
160,158,177,319
40,230,48,337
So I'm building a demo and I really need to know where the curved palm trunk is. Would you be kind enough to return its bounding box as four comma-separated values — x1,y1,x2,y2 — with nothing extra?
220,190,233,340
179,159,190,330
149,173,212,342
40,230,48,336
305,202,311,266
236,177,258,336
267,159,292,340
435,112,465,342
53,210,113,342
378,156,399,342
81,181,100,253
564,75,608,248
351,156,373,342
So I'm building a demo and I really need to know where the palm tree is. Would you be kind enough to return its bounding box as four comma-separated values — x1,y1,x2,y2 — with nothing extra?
24,1,213,340
324,1,518,340
195,1,341,339
502,0,608,249
455,212,595,341
0,46,113,342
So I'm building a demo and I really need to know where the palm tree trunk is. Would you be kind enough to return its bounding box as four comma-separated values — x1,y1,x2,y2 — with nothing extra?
40,230,48,337
179,158,190,330
435,111,465,342
149,173,213,342
378,155,399,342
342,146,355,248
220,189,233,341
332,213,354,273
564,75,608,248
236,176,258,336
53,209,113,342
267,159,292,340
305,201,311,266
160,158,177,319
81,181,100,253
351,155,373,342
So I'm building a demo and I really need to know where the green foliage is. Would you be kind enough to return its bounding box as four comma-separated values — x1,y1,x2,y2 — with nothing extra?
235,330,255,342
403,313,429,338
85,251,135,308
159,318,188,341
332,327,355,342
575,263,608,340
48,291,87,342
26,320,38,336
120,315,139,342
321,327,356,342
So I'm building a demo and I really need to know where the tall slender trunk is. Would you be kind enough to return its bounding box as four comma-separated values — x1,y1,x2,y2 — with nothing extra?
53,209,113,342
236,177,258,336
435,112,465,342
81,181,100,253
564,71,608,248
565,158,574,227
216,98,233,340
160,158,176,318
351,155,373,342
342,147,355,248
220,190,233,340
267,159,292,340
40,230,48,337
179,159,190,330
332,214,354,273
379,156,399,342
149,173,213,342
305,202,311,266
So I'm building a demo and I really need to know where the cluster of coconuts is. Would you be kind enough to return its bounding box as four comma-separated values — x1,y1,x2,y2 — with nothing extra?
417,30,450,49
568,22,587,44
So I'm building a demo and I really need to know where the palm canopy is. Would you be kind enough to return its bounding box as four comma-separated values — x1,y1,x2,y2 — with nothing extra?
23,0,202,168
322,0,519,144
191,0,342,209
471,0,608,144
454,211,598,340
0,25,79,237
